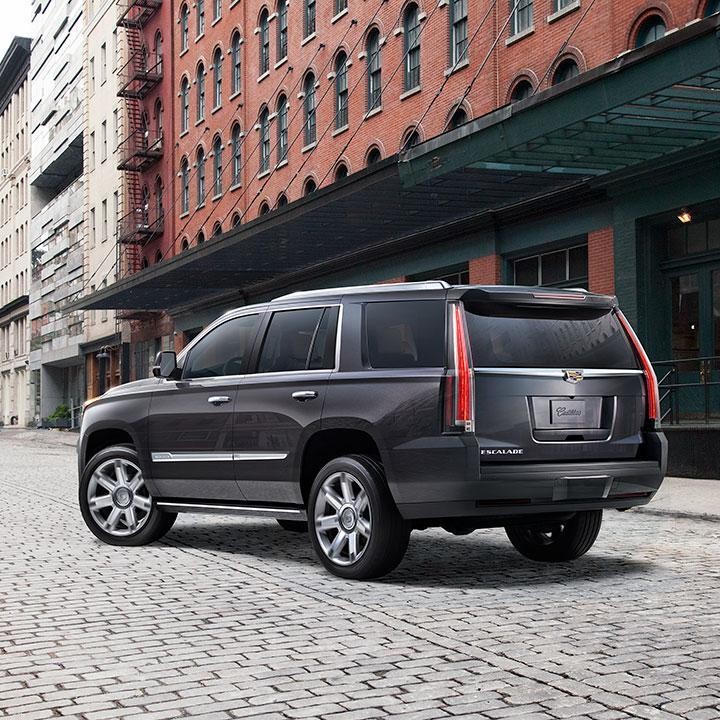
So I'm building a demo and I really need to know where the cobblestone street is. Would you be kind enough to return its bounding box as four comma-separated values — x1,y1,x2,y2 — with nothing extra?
1,431,719,720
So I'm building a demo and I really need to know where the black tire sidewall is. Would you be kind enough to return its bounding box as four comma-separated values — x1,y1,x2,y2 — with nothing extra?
79,445,176,546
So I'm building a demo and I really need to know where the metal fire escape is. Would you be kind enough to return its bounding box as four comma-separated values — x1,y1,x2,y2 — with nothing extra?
116,0,163,279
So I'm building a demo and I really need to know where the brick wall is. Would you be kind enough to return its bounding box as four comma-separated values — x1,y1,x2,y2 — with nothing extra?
468,255,501,285
588,227,615,295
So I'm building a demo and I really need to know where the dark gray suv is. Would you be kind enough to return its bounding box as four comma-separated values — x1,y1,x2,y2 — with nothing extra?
78,282,666,579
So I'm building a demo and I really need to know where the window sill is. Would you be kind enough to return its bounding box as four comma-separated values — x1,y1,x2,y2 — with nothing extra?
211,16,221,27
331,7,348,23
274,57,288,70
180,130,189,138
195,32,205,43
276,159,288,169
230,0,240,7
547,1,580,23
364,106,383,120
197,203,206,210
506,26,534,46
399,85,421,101
258,169,271,179
229,90,242,101
230,182,242,191
444,57,469,77
180,48,189,57
302,142,316,153
301,32,316,47
211,104,222,115
180,211,190,219
195,117,205,127
212,194,222,202
332,124,348,137
257,71,270,83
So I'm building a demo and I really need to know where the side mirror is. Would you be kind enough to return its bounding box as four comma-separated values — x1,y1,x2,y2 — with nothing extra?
152,351,179,379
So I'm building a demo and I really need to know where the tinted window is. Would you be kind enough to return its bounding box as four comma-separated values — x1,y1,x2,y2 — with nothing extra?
365,300,445,368
257,308,330,373
309,307,339,370
464,304,638,369
183,314,260,379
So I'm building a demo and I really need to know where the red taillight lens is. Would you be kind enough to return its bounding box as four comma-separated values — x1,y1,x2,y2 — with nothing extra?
445,304,475,432
616,310,659,425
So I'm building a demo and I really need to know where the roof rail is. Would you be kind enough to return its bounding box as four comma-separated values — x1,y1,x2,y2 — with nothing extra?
272,281,450,302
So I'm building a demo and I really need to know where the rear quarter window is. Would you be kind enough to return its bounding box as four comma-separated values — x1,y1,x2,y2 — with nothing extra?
464,304,638,369
364,300,445,368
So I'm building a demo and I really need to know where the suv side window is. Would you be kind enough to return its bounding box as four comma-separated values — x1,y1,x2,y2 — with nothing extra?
183,314,261,379
364,300,445,368
257,307,338,373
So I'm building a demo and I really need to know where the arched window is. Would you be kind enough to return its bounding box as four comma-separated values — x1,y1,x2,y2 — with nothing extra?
180,77,190,132
334,162,348,181
448,106,467,130
197,146,206,205
635,15,666,47
197,0,205,36
213,134,223,196
196,62,205,121
366,147,381,165
335,52,348,129
277,193,288,207
154,31,163,74
277,0,288,60
303,178,316,195
231,123,242,186
367,30,382,111
213,47,223,108
155,176,163,220
231,31,242,95
232,212,242,227
259,201,270,215
259,10,270,75
552,58,579,85
450,0,468,65
404,4,420,91
213,221,223,237
197,230,206,244
706,0,720,16
259,107,270,172
213,0,221,21
277,94,288,163
510,79,533,102
304,0,316,37
180,4,189,52
181,237,190,251
180,157,190,214
403,128,420,149
154,98,163,139
304,73,316,145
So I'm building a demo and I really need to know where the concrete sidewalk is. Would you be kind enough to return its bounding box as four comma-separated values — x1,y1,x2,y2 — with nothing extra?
635,475,720,521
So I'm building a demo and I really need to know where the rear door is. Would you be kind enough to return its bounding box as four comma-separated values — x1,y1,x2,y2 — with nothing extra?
463,298,645,463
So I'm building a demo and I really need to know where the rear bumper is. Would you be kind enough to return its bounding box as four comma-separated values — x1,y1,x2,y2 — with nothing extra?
396,432,666,520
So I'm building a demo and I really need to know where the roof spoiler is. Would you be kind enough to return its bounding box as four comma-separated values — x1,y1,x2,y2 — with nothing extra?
456,285,617,310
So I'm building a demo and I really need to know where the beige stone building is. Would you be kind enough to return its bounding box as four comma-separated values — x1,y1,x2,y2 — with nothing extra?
0,38,32,426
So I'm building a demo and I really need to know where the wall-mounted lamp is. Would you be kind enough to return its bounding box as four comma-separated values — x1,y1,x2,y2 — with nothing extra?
677,208,692,224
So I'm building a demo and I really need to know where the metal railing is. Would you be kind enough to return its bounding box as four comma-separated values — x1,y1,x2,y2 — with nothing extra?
652,355,720,425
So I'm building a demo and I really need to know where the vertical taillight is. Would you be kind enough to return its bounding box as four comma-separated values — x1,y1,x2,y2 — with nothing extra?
444,303,475,433
616,310,660,426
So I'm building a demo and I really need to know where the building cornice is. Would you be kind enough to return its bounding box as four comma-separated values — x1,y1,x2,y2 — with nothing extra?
0,37,31,117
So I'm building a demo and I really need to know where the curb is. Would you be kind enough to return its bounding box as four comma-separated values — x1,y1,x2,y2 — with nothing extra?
633,507,720,522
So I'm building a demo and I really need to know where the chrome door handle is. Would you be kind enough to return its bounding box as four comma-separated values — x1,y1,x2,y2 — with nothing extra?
292,391,318,402
208,395,231,405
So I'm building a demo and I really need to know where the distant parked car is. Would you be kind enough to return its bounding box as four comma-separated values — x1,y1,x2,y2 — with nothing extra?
78,282,666,579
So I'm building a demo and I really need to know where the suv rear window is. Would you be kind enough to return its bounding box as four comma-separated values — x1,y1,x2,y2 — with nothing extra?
365,300,445,368
464,303,638,369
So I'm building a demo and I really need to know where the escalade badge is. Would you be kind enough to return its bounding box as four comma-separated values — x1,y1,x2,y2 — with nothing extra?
563,369,584,384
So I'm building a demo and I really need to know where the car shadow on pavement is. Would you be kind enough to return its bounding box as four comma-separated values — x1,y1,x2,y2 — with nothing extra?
163,520,654,589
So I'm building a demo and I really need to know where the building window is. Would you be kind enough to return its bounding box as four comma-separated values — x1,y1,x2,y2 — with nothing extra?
213,47,223,108
277,0,288,60
403,127,420,149
196,62,205,121
305,0,316,37
155,250,163,264
155,98,163,139
198,230,206,244
182,237,190,251
448,106,467,129
510,0,533,36
366,147,381,165
181,157,190,213
260,107,270,172
552,58,579,85
180,77,190,132
197,0,205,36
555,0,575,10
213,135,223,196
404,4,421,91
409,262,470,285
213,0,221,21
213,222,222,237
259,201,270,215
304,73,316,145
259,10,270,75
336,0,347,14
367,29,382,111
277,94,288,162
232,212,242,227
277,193,288,207
450,0,468,66
512,242,588,286
706,0,720,16
303,178,316,195
197,146,206,205
180,4,189,52
155,177,163,220
635,15,666,47
231,123,242,186
510,79,533,102
335,162,348,181
335,52,348,129
667,219,720,258
231,31,242,94
154,32,162,73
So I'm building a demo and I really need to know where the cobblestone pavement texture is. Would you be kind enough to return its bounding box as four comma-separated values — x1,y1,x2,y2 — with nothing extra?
1,431,719,720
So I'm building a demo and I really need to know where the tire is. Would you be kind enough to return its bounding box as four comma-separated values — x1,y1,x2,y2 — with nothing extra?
79,445,177,546
505,510,603,562
277,519,308,533
308,454,410,580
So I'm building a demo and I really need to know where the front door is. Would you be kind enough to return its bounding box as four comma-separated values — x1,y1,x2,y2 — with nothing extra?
233,305,339,505
147,313,262,500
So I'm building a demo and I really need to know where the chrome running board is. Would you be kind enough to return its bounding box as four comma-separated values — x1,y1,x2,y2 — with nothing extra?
156,501,307,521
